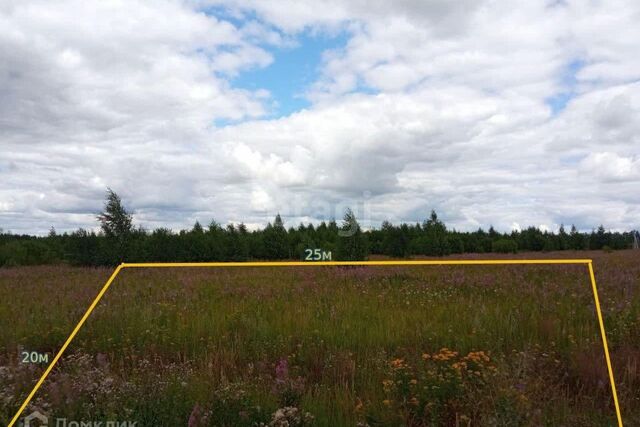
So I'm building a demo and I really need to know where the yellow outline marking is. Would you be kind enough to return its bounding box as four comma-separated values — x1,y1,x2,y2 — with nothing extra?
8,259,623,427
123,259,594,267
8,264,123,427
589,262,623,425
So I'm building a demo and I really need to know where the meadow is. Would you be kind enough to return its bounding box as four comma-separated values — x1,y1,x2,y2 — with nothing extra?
0,251,638,426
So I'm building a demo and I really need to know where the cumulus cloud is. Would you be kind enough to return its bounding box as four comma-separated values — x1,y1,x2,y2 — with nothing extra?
579,152,640,181
1,0,640,234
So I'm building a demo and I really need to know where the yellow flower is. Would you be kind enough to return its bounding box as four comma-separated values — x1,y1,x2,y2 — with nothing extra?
390,358,405,369
433,348,459,361
452,361,467,371
465,351,490,363
383,399,392,407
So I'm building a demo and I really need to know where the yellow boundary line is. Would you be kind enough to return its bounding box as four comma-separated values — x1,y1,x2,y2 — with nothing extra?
588,262,623,425
8,259,623,427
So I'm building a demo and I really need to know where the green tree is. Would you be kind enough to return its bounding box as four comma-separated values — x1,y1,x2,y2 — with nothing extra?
519,227,546,251
185,220,207,261
263,214,289,259
381,221,409,258
145,228,175,262
224,224,250,261
192,220,204,234
206,220,226,261
569,225,585,250
418,210,450,256
336,209,368,260
492,239,518,253
558,224,568,250
67,228,100,265
96,188,133,263
97,188,133,238
236,222,251,260
590,225,609,250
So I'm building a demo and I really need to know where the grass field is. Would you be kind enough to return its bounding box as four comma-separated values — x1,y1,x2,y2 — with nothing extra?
1,251,638,426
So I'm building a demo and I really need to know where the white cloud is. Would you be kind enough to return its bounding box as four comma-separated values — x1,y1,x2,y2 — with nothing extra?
1,0,640,234
250,188,275,212
579,152,640,181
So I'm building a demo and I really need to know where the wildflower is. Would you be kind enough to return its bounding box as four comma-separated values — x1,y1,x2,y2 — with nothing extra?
433,348,458,361
390,358,405,369
275,358,289,383
465,351,490,363
383,399,392,407
409,379,418,385
96,353,109,369
267,406,314,427
188,403,203,427
452,362,467,371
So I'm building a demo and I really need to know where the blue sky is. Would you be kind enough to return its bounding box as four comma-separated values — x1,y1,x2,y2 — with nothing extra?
205,7,350,119
546,59,585,115
232,32,350,117
211,3,586,122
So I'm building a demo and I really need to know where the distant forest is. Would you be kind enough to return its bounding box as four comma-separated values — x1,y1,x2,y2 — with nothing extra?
0,189,637,267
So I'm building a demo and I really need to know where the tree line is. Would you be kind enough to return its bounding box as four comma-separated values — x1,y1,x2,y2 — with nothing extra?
0,189,635,267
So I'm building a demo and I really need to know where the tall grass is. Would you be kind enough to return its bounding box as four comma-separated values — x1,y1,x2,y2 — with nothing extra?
0,251,638,425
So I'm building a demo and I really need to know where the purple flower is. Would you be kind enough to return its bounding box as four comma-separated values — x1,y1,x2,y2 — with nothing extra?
276,358,289,383
188,403,202,427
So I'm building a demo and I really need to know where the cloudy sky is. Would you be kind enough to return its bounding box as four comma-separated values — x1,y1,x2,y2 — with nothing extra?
1,0,639,235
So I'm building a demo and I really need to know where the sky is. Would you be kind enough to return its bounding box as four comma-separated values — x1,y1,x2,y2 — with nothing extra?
1,0,639,235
